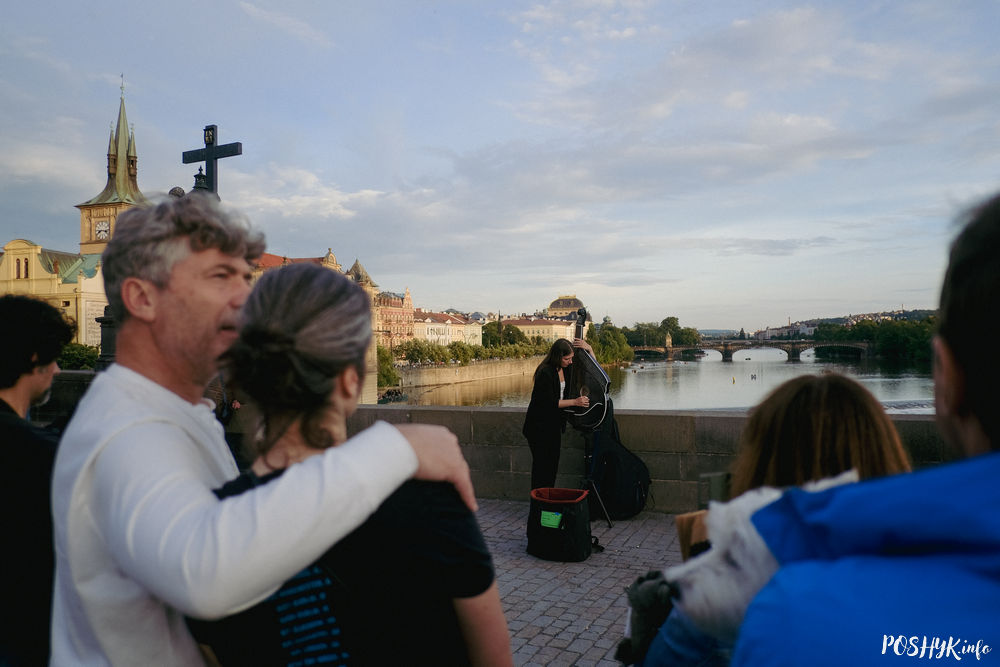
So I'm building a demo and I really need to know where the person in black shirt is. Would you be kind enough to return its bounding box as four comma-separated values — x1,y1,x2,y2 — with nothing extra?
522,338,594,489
188,263,511,666
0,295,74,666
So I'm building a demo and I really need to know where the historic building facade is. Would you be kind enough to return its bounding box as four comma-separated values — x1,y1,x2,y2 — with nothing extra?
373,287,414,350
412,310,483,347
506,317,575,343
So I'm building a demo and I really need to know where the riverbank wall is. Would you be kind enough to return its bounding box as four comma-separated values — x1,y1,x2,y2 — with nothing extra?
348,404,949,514
41,372,950,515
394,357,539,389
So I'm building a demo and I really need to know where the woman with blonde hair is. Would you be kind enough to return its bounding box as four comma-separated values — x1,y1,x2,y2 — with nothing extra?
729,372,911,497
189,263,511,666
625,373,912,666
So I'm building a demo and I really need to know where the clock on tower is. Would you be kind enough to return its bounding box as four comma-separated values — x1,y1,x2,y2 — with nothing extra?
95,220,110,240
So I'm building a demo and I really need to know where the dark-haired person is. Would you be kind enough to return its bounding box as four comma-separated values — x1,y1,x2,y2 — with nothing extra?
0,295,74,666
725,193,1000,665
51,193,478,665
522,337,594,489
188,263,512,666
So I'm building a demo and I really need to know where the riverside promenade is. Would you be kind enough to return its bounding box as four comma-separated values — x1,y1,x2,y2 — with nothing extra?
477,498,682,666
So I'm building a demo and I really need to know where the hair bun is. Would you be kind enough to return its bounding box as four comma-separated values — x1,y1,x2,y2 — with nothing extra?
241,326,295,354
228,326,329,411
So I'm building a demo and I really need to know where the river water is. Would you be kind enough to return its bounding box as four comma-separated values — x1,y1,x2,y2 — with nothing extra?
406,347,934,414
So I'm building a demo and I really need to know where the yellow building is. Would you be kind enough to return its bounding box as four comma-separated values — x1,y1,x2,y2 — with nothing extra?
507,317,575,343
0,92,147,345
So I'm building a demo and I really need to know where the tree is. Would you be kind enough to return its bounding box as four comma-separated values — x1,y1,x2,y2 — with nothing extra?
660,317,680,336
448,341,474,365
502,324,529,345
57,343,99,370
482,321,502,347
739,328,746,340
376,346,400,387
589,317,634,364
673,327,701,346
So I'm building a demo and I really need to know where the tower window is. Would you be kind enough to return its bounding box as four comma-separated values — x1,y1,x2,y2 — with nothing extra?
15,258,20,279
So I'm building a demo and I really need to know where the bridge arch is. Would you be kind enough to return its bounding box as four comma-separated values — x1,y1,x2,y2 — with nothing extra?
634,340,871,362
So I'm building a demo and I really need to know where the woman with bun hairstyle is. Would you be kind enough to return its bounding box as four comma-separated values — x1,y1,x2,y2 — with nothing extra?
188,263,511,667
522,337,595,490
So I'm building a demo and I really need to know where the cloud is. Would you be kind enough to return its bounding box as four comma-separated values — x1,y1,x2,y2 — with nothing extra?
238,2,333,48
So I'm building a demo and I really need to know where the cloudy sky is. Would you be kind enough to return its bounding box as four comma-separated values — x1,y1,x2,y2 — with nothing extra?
3,1,998,330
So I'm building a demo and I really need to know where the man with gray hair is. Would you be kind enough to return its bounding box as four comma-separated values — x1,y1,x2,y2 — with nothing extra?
51,193,477,665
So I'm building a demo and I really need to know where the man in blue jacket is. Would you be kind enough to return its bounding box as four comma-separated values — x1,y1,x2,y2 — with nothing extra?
732,194,1000,665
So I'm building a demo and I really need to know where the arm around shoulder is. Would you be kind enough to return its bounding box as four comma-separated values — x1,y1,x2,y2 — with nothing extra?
90,420,419,617
454,581,513,667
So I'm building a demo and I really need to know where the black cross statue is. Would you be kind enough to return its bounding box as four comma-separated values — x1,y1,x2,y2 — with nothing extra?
182,125,242,194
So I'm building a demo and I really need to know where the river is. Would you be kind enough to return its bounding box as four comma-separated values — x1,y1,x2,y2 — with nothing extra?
404,347,934,414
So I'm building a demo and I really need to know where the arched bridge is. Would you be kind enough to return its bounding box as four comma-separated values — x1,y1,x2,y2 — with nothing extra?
633,339,871,362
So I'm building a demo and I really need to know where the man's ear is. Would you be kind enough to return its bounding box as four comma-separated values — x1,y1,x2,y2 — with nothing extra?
933,336,965,417
120,277,159,323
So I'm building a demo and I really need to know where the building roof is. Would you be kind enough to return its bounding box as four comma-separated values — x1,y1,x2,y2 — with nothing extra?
549,295,584,311
346,259,377,287
77,93,148,207
415,310,470,324
0,240,101,283
40,249,101,283
505,317,573,327
253,252,329,270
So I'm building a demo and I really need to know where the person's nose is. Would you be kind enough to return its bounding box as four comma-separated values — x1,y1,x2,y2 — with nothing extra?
232,279,252,307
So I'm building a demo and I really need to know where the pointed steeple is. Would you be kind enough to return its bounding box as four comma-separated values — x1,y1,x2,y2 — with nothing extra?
79,89,148,206
347,259,377,288
106,125,116,172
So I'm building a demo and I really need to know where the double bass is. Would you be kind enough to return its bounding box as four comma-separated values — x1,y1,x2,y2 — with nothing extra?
563,308,611,432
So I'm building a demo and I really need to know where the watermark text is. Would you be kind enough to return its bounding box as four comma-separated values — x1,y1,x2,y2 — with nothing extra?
882,635,991,661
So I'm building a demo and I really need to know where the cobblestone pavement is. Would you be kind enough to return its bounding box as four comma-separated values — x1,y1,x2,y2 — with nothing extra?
476,498,682,667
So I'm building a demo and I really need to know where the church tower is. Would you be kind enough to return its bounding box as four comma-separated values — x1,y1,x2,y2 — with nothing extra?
76,86,148,255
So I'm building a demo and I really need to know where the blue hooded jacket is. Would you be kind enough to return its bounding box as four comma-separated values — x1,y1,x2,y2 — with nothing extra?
732,452,1000,665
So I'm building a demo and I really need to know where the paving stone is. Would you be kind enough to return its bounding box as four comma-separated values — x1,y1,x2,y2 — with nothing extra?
478,497,680,666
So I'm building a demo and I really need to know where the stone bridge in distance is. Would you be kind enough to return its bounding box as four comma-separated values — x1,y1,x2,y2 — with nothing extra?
633,339,871,362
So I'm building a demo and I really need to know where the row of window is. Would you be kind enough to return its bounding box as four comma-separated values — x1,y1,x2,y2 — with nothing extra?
14,258,29,279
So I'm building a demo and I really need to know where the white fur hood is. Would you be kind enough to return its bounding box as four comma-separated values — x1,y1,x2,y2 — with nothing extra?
665,470,859,643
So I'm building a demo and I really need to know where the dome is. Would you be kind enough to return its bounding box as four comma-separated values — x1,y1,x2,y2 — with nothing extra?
548,295,585,317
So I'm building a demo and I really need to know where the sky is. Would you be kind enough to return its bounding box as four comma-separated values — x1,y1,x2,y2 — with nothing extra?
2,1,999,331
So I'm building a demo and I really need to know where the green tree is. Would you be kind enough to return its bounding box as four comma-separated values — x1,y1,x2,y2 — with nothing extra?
813,318,933,361
376,345,400,387
448,341,474,365
589,317,634,364
502,324,528,345
57,343,99,370
674,327,701,346
622,321,661,346
482,321,502,347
